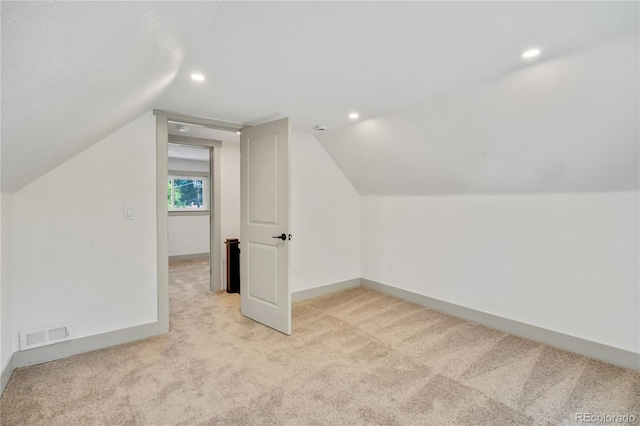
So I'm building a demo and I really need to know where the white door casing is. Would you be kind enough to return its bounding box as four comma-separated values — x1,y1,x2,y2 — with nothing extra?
240,117,291,335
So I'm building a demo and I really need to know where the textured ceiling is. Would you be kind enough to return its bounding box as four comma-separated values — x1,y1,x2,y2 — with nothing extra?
2,1,638,192
1,2,216,190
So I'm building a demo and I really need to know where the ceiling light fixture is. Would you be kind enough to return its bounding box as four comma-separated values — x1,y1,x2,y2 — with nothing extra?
521,48,541,59
177,124,190,133
349,112,359,119
191,73,205,81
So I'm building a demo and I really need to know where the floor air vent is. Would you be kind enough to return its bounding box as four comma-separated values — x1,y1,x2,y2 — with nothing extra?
20,324,71,350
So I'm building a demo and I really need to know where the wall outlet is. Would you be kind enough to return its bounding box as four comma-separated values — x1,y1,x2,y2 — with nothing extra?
386,261,394,272
292,266,300,277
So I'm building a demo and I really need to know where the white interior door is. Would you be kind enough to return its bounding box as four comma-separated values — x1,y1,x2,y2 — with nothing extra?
240,117,291,335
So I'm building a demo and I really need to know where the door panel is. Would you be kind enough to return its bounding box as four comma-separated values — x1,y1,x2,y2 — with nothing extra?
240,117,291,335
247,242,279,306
248,133,279,224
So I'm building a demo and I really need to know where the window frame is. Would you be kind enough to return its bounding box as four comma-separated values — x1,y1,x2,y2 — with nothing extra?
167,171,209,213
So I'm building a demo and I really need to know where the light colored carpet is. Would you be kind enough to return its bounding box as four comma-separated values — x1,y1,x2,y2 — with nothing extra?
1,259,638,425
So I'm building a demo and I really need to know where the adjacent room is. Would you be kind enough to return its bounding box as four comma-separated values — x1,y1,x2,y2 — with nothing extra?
0,1,638,425
167,122,241,296
168,141,212,289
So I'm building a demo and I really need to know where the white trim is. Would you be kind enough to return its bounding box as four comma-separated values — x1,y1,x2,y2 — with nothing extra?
154,109,244,133
1,353,15,395
169,253,209,262
168,174,209,211
157,112,237,301
156,112,170,334
361,278,640,371
13,323,159,368
168,210,209,217
292,278,361,303
211,145,222,292
168,169,209,178
168,134,222,148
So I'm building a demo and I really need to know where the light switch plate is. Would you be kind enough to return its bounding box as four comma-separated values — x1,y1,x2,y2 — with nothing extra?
123,205,134,220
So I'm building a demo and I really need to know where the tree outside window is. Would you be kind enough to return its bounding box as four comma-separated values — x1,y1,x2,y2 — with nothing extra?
168,176,207,210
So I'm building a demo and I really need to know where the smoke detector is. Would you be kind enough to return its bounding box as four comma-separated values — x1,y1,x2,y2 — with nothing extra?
315,125,328,131
177,124,190,133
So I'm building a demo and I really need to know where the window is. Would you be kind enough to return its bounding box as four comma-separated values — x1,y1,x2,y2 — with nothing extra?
168,175,208,211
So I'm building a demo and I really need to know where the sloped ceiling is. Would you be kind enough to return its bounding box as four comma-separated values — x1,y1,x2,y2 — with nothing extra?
317,32,639,195
1,2,217,191
2,1,638,192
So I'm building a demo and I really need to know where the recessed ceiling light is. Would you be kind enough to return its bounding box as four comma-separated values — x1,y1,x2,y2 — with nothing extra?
521,48,541,59
191,73,205,81
349,112,359,119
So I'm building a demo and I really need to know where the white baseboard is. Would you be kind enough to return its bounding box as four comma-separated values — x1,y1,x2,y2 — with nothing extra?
3,276,636,398
1,352,15,395
13,322,159,368
292,278,361,303
169,253,209,262
361,278,639,371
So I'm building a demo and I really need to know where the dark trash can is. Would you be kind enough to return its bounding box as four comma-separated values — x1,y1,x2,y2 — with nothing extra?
225,239,240,293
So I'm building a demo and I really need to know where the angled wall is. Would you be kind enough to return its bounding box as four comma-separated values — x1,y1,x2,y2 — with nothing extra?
317,32,640,361
318,32,638,196
10,112,158,353
291,132,361,293
1,194,15,391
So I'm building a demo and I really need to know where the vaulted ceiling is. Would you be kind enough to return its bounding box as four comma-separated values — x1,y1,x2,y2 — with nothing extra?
2,1,638,193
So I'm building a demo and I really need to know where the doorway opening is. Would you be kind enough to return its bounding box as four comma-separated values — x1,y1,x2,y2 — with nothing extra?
167,142,212,291
155,110,244,333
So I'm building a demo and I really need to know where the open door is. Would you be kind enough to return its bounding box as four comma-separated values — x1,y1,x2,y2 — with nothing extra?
240,117,291,335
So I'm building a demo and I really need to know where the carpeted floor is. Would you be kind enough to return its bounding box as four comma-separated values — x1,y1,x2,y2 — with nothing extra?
0,259,638,425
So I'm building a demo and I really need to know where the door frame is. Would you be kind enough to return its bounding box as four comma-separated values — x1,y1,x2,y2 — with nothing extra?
168,136,219,293
154,110,244,334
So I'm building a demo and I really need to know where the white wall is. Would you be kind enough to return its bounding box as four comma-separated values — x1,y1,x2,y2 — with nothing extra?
291,132,361,291
0,149,3,372
11,112,157,348
220,142,241,287
1,193,12,373
166,143,241,269
168,216,210,257
168,158,210,257
361,192,639,353
313,32,639,358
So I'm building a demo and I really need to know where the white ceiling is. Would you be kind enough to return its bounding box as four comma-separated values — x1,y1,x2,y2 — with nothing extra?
2,1,638,192
317,32,639,195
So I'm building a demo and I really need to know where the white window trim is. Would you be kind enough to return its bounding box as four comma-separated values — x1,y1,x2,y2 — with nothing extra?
168,174,209,212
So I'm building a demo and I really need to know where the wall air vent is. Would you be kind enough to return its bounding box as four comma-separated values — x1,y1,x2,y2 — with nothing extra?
19,324,71,350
